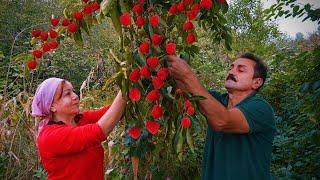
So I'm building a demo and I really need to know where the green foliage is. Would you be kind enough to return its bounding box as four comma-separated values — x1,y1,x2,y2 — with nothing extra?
262,45,320,179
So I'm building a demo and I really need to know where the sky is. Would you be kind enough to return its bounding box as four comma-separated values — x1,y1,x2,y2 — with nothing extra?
261,0,320,38
227,0,320,39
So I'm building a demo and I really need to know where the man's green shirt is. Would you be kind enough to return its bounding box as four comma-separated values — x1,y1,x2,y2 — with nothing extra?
202,90,276,180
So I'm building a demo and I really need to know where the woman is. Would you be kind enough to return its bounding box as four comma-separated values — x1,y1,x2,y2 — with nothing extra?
31,77,126,180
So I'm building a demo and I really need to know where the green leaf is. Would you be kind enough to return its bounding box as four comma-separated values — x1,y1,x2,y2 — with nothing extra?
186,128,195,153
189,95,206,101
312,81,320,91
11,53,32,63
102,71,122,90
300,82,310,93
73,29,84,47
79,20,90,35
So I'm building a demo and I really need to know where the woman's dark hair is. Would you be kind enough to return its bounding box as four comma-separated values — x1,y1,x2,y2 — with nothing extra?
239,53,268,92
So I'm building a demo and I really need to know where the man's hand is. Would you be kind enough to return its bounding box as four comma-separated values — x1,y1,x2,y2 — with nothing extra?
167,55,194,82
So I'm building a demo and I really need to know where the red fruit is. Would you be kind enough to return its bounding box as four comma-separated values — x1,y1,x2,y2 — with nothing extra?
50,18,59,26
135,16,145,27
146,56,159,69
42,43,51,52
152,76,164,89
146,90,161,102
129,88,141,102
49,41,59,49
128,127,141,139
83,4,93,14
151,105,163,119
140,66,151,78
32,50,42,58
139,41,150,55
183,21,194,30
73,11,84,21
187,10,198,20
151,34,162,46
183,0,193,5
129,68,140,82
186,33,196,44
191,3,200,11
138,0,144,4
184,100,191,108
49,29,58,39
27,60,37,70
68,23,78,33
61,19,70,26
145,121,160,135
200,0,213,9
149,15,159,27
120,12,131,27
186,106,195,115
40,31,48,41
157,68,169,81
132,4,143,14
31,29,41,38
169,4,178,15
91,2,100,11
165,42,176,55
177,2,185,11
181,117,191,128
83,0,89,3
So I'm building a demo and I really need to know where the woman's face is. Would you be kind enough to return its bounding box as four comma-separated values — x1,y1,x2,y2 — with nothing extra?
51,81,80,119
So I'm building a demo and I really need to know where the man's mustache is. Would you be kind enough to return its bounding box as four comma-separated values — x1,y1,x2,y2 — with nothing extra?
226,74,237,82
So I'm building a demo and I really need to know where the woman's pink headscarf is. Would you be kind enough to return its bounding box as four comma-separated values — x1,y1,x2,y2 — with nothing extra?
31,77,64,134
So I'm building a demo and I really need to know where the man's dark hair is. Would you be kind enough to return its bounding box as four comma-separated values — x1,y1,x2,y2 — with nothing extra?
239,53,268,92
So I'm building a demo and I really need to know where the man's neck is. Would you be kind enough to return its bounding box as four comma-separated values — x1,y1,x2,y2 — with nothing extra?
227,90,255,108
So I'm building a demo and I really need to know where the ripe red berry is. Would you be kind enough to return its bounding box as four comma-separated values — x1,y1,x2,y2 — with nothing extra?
146,56,159,68
40,31,48,41
169,4,178,15
183,21,194,30
128,127,141,139
181,117,191,128
152,76,164,89
73,11,84,21
165,42,176,55
139,41,150,55
145,121,160,135
33,50,42,58
42,43,51,52
50,18,59,26
49,41,59,49
149,15,159,27
91,2,100,11
31,29,41,38
157,68,169,81
49,29,58,39
151,34,162,46
61,19,70,26
146,90,161,102
151,105,163,119
135,16,145,27
129,88,141,102
27,60,37,70
200,0,213,9
177,2,185,11
68,23,78,33
83,4,93,15
120,12,131,27
129,68,140,82
140,66,151,78
186,33,196,44
132,4,144,14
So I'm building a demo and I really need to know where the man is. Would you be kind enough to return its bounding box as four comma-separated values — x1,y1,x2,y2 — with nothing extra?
167,53,276,180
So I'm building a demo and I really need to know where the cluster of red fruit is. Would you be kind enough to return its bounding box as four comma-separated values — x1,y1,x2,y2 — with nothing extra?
123,0,219,140
27,0,100,70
